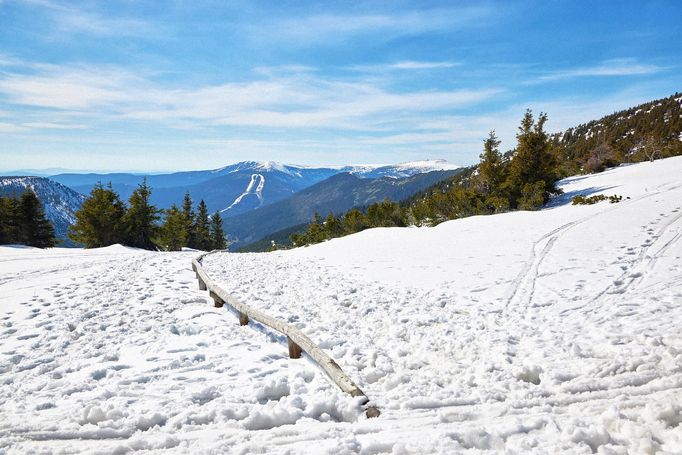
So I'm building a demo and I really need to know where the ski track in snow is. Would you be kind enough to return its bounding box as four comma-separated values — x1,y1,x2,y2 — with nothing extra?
222,173,265,213
2,157,682,454
202,157,682,454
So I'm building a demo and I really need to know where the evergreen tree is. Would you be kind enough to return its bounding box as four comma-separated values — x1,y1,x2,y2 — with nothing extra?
209,211,228,250
194,199,211,250
68,182,127,248
342,209,368,234
0,196,17,244
323,213,343,238
181,191,196,248
124,179,160,250
17,190,57,248
158,204,187,251
476,131,510,213
477,131,506,195
506,110,559,209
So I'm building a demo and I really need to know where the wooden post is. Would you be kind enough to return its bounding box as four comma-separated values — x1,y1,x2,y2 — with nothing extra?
287,336,302,359
365,406,381,418
209,290,224,308
198,278,207,291
239,311,249,326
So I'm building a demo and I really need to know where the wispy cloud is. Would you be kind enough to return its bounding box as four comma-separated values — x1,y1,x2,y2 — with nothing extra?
20,0,157,37
389,61,460,70
0,59,502,133
538,58,664,82
254,6,494,44
348,61,460,73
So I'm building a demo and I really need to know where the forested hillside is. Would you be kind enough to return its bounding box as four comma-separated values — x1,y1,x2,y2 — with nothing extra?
553,92,682,175
289,93,682,248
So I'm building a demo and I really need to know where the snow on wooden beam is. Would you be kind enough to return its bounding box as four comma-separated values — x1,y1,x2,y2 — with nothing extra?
191,253,375,414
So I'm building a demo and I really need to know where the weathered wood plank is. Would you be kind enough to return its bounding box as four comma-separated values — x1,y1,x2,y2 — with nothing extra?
192,256,372,408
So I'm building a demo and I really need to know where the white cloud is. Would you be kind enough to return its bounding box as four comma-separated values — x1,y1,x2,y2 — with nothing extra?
539,58,664,82
0,122,27,133
389,61,460,70
20,0,157,37
255,6,494,43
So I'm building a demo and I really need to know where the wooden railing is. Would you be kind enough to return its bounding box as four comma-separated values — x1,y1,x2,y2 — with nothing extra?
192,252,379,418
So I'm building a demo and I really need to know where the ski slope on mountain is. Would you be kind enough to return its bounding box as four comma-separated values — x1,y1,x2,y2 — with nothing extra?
202,156,682,453
1,157,680,454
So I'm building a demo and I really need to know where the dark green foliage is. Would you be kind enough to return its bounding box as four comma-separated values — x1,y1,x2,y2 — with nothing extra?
0,191,56,248
476,130,509,212
0,196,18,244
342,209,369,234
123,179,160,250
506,110,560,208
210,211,228,250
158,204,187,251
68,183,127,248
182,191,197,249
193,200,212,250
291,110,563,247
571,194,624,205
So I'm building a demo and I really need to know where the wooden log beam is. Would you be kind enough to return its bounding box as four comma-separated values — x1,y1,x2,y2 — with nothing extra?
191,256,373,410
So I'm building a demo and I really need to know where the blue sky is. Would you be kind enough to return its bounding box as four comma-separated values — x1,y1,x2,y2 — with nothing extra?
0,0,680,172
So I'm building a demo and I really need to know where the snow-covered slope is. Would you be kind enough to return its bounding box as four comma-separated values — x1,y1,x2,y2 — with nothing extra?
202,156,682,453
0,176,85,243
2,157,680,453
0,247,359,453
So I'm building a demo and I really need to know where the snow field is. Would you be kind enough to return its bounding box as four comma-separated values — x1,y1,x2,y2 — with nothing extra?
0,247,362,454
202,157,682,453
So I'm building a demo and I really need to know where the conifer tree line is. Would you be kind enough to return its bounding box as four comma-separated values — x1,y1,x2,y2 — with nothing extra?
0,191,57,248
291,100,682,248
68,180,227,251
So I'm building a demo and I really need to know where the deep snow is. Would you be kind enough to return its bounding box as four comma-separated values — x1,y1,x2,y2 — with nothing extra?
1,157,681,454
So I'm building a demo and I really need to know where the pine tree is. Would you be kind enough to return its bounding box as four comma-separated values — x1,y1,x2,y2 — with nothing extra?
477,131,506,195
124,179,160,250
16,190,57,248
0,196,17,244
194,199,211,250
158,204,187,251
323,214,343,238
181,191,196,249
476,131,510,213
506,110,559,209
68,182,127,248
209,211,227,250
342,209,368,234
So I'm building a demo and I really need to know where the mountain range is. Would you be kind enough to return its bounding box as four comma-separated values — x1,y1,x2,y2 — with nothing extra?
49,160,459,217
1,160,459,247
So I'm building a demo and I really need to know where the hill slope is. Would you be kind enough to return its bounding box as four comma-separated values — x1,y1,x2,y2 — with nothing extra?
224,169,460,249
203,156,682,453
